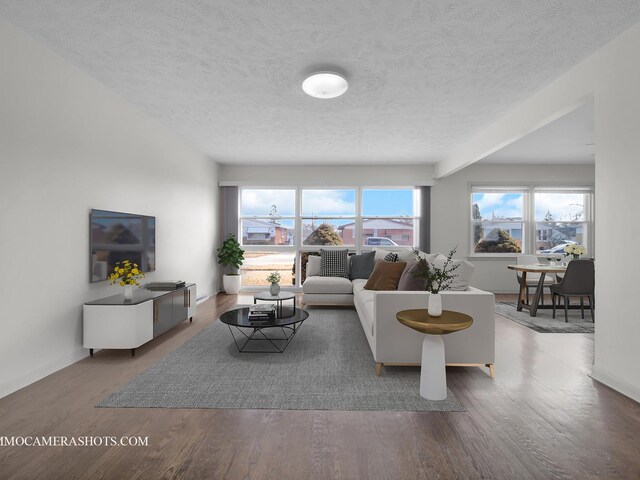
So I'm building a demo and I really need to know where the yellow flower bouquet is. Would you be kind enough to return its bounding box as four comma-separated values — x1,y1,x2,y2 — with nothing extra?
108,260,145,287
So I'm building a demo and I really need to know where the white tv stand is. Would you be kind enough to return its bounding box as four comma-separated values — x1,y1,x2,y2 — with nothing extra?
83,283,196,356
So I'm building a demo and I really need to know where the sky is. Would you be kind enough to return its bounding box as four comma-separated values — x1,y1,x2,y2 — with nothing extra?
241,189,415,217
472,192,585,221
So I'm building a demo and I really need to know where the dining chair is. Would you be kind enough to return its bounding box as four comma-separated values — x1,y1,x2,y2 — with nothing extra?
550,259,595,322
516,255,555,305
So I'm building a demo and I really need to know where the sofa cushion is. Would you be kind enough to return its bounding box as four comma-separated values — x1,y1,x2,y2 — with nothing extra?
372,248,415,263
397,260,429,291
360,297,375,337
363,260,407,291
349,251,376,280
320,249,349,278
302,276,353,294
351,278,368,294
307,255,321,277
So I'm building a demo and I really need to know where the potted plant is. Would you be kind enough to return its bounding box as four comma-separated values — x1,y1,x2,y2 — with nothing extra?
107,260,145,300
412,247,460,316
217,234,245,294
266,271,281,296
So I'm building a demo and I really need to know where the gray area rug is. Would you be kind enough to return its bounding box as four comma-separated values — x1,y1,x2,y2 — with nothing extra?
496,301,594,333
98,308,464,411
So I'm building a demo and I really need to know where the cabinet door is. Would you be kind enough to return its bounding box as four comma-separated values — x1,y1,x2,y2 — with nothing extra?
83,302,153,350
153,293,176,337
173,289,188,325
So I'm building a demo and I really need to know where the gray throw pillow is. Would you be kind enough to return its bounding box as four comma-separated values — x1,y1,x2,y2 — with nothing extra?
397,260,429,291
349,251,376,280
320,249,349,278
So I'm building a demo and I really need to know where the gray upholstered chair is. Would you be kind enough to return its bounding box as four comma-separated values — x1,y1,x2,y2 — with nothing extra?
550,259,595,322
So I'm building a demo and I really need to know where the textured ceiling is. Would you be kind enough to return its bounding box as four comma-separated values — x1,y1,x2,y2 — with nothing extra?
1,1,639,165
480,102,595,165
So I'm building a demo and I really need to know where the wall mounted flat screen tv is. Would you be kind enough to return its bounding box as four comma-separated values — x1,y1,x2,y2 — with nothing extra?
90,209,156,282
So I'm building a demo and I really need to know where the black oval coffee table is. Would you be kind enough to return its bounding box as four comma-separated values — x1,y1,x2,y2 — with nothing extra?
219,306,309,353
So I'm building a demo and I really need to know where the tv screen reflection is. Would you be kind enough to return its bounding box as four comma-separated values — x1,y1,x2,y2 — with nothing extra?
90,209,156,282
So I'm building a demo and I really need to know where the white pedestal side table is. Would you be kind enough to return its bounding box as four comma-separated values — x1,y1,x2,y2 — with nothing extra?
396,309,473,401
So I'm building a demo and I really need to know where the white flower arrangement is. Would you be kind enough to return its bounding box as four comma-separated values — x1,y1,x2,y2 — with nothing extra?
266,271,281,284
564,243,587,258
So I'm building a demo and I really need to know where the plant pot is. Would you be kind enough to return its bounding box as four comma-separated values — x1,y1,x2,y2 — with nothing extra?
269,283,281,296
428,292,442,317
222,274,242,294
123,284,134,301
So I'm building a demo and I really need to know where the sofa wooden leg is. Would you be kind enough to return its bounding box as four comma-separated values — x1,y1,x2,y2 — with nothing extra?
486,363,495,379
375,362,383,376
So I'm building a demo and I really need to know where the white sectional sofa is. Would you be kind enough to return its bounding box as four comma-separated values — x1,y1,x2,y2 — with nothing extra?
302,254,496,377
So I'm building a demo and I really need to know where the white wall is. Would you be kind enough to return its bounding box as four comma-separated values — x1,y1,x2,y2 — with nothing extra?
220,164,435,186
431,163,595,293
0,19,219,398
435,20,640,401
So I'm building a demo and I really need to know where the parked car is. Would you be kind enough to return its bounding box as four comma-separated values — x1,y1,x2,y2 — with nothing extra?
539,241,577,254
365,237,398,246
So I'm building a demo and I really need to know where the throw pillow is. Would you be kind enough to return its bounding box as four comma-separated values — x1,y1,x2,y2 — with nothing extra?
306,255,321,277
430,255,476,291
373,248,416,263
383,252,399,262
319,249,349,278
397,260,429,291
349,251,376,280
447,259,475,290
396,249,417,262
363,261,407,291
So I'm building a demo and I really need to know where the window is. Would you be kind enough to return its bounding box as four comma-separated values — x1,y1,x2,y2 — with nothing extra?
534,190,590,254
240,189,295,246
470,186,593,256
301,189,356,246
471,189,525,254
238,187,420,287
361,189,418,247
240,251,295,287
239,189,296,286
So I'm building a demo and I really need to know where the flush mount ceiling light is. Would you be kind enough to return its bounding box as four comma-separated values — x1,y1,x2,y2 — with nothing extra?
302,72,348,99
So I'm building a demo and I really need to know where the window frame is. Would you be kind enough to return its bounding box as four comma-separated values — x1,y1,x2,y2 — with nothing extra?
300,187,358,249
469,185,594,257
470,187,528,256
532,187,593,255
238,186,421,288
239,187,297,248
359,187,420,250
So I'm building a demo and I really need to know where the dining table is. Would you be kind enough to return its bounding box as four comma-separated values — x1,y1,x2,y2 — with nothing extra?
506,263,567,317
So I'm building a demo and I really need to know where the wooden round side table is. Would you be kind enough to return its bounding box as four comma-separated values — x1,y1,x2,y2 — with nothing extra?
396,309,473,401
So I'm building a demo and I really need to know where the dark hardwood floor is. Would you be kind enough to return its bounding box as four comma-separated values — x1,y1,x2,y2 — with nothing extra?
1,293,639,479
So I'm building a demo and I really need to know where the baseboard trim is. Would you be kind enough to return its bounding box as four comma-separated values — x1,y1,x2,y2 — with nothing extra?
0,347,87,400
196,293,211,305
590,365,640,404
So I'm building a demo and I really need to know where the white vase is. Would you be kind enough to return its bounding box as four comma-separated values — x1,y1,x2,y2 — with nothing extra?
222,274,242,294
269,282,281,296
428,292,442,317
123,284,134,300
